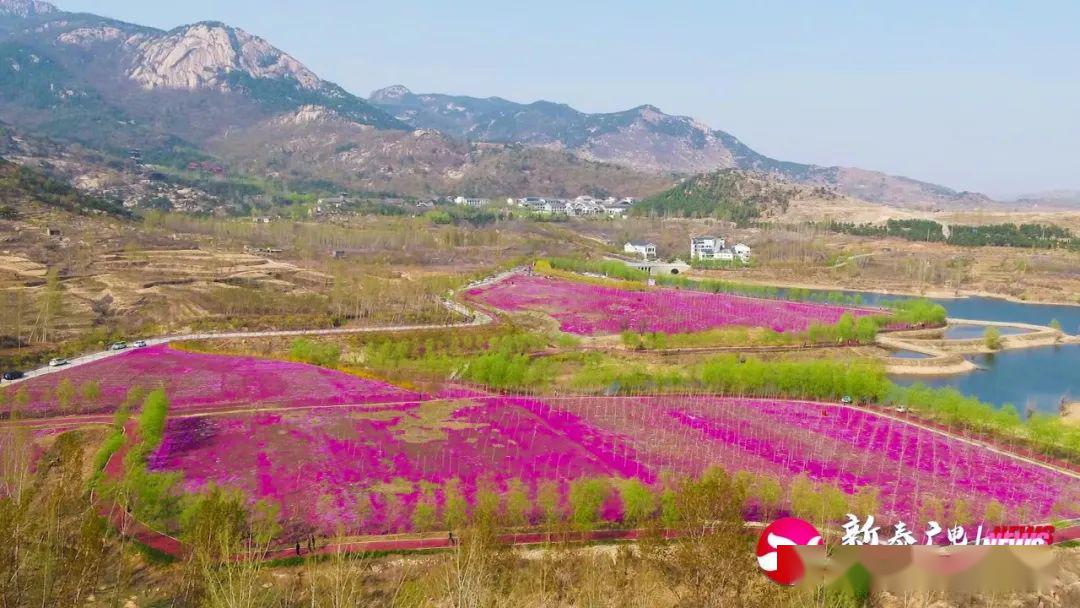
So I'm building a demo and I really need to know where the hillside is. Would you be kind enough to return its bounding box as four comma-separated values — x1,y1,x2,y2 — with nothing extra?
371,85,994,208
632,170,825,223
0,3,404,157
0,2,1000,208
0,156,129,217
211,106,674,197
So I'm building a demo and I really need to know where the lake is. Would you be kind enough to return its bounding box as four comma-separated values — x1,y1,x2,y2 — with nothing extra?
884,295,1078,413
781,287,1079,412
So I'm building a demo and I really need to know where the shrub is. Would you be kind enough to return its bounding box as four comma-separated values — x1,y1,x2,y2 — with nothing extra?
569,478,610,531
289,338,341,367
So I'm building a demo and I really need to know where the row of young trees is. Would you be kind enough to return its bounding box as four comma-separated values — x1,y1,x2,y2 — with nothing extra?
621,312,883,350
825,219,1080,250
2,421,882,606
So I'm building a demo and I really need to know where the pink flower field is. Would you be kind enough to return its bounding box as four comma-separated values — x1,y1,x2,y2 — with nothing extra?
7,345,422,417
145,392,1080,535
466,274,878,335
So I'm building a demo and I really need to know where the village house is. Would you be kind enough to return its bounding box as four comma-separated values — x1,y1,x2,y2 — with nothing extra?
624,241,657,259
454,196,489,208
543,199,568,214
689,236,725,260
688,236,751,263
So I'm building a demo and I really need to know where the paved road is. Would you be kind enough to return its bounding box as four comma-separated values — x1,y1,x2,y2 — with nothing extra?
3,295,495,387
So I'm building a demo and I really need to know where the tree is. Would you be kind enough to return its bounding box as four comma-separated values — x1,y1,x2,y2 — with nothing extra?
503,479,532,527
37,267,63,343
80,380,102,412
0,432,108,606
983,500,1005,525
618,479,656,526
54,379,76,413
536,480,562,526
411,488,438,532
984,326,1002,350
568,478,610,532
443,479,468,530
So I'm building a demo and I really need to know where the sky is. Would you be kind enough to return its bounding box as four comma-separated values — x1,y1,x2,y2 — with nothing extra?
56,0,1080,197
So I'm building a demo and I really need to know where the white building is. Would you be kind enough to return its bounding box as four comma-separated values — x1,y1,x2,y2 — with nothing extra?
689,236,725,260
624,241,657,259
688,236,750,263
454,196,489,208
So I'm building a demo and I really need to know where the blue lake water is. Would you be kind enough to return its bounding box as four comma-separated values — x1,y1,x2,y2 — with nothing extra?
782,287,1079,412
882,295,1078,413
942,325,1029,340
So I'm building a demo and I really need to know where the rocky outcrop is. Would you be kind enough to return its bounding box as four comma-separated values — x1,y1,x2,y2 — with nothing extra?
0,0,57,18
127,22,321,91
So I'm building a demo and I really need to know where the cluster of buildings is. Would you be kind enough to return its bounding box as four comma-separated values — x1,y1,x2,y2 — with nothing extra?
515,196,637,217
689,236,752,263
623,236,752,264
449,195,637,217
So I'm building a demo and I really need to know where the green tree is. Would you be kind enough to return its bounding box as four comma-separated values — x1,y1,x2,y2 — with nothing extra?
443,479,468,530
568,478,610,531
79,380,102,410
618,479,656,526
536,480,562,525
983,500,1005,525
54,379,76,413
503,479,532,526
411,488,438,532
984,326,1002,350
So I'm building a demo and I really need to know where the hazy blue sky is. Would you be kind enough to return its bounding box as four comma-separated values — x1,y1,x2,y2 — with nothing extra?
57,1,1080,196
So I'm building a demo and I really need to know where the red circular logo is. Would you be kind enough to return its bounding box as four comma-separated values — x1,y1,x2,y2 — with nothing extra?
756,518,823,585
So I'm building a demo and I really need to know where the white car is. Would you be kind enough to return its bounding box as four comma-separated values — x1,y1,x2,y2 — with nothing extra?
110,342,128,351
48,358,69,367
133,340,147,348
895,406,909,414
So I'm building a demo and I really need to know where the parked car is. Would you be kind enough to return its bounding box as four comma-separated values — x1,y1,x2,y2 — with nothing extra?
110,342,128,351
840,395,853,405
49,358,69,367
133,340,147,348
895,406,909,414
2,371,24,381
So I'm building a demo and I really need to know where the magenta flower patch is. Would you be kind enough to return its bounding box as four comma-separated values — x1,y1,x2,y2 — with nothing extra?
466,275,878,335
146,393,1079,535
8,344,421,417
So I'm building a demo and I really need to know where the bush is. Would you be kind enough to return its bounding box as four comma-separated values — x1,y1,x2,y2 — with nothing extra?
289,338,341,367
569,478,611,531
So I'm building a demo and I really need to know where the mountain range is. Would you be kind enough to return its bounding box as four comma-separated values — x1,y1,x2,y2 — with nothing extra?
0,0,996,207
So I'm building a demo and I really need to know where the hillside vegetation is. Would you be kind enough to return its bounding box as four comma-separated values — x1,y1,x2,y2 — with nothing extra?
0,157,129,217
632,170,796,223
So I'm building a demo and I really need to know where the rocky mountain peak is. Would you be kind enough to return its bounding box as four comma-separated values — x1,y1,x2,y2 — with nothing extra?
0,0,56,17
370,84,413,102
127,21,321,91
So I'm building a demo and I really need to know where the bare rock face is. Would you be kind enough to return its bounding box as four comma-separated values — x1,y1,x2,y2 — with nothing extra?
56,26,127,47
127,22,321,91
0,0,57,17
